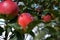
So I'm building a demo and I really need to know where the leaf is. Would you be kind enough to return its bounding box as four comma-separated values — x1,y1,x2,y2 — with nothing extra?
27,20,41,33
8,23,21,30
9,16,18,23
45,26,56,35
53,10,59,17
28,31,35,37
43,9,50,15
46,37,55,40
15,31,24,40
8,23,24,35
0,27,4,36
10,30,24,40
10,33,17,40
58,0,60,2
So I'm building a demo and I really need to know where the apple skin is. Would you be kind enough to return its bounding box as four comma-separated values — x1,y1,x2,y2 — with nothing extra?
42,15,51,22
0,0,19,20
18,13,34,30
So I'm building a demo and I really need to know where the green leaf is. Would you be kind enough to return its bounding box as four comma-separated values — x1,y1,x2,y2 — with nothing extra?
10,30,24,40
53,10,59,17
43,9,50,15
10,33,17,40
58,0,60,2
46,35,57,40
0,27,4,36
27,20,41,33
15,31,24,40
45,26,56,35
29,31,35,37
8,23,24,35
8,23,21,30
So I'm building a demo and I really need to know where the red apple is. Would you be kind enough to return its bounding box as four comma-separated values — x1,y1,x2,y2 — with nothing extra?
42,15,51,22
18,13,34,30
0,0,19,20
